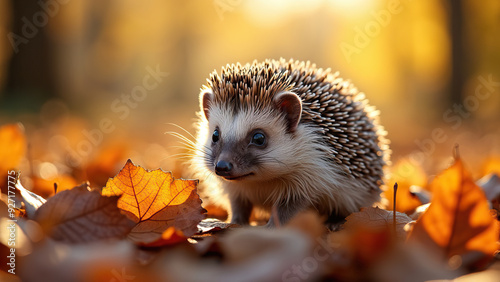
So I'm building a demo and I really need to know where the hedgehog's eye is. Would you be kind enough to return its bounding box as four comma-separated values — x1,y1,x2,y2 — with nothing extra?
212,129,220,143
250,132,266,146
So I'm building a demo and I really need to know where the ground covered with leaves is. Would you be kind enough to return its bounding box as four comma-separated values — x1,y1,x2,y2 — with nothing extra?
1,123,499,282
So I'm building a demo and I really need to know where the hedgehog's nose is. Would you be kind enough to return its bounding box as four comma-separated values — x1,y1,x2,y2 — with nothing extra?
215,160,233,176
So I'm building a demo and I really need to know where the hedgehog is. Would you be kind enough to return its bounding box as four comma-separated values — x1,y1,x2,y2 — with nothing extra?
190,58,390,227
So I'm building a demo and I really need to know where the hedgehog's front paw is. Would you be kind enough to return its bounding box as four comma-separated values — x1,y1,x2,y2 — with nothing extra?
229,195,253,225
230,215,249,226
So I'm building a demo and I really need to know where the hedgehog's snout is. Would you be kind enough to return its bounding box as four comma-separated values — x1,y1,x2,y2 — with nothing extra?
215,160,233,176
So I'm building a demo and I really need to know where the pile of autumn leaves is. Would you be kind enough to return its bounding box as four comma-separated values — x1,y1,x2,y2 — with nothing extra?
1,123,499,281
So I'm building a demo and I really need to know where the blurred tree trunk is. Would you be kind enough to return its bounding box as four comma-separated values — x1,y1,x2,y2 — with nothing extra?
4,0,56,110
448,0,466,108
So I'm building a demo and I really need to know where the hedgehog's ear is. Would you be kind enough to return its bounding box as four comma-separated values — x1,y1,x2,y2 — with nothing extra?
274,91,302,132
200,89,214,120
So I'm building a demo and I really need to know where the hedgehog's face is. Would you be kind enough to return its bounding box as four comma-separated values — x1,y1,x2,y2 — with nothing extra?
198,89,303,182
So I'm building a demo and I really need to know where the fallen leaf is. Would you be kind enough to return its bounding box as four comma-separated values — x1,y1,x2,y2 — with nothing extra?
353,228,393,268
331,206,413,272
102,159,205,243
408,157,500,270
344,207,413,240
384,159,427,213
14,173,46,218
371,241,464,282
327,220,395,280
326,207,458,281
197,218,235,234
154,228,312,282
34,183,134,243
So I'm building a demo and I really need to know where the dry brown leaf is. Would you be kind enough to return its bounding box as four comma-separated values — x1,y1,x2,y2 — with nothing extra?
102,159,205,243
408,157,500,270
384,159,427,213
34,183,134,243
344,207,413,240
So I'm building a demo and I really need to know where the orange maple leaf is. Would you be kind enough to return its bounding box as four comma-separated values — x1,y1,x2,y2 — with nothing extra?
102,159,205,243
408,157,500,270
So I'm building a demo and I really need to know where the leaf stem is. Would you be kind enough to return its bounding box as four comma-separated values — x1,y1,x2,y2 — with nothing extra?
393,182,398,236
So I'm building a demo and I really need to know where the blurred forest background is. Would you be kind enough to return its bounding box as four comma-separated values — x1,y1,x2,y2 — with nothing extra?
0,0,499,192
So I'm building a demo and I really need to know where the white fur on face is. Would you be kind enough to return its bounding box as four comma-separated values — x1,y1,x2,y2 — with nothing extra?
203,104,308,180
